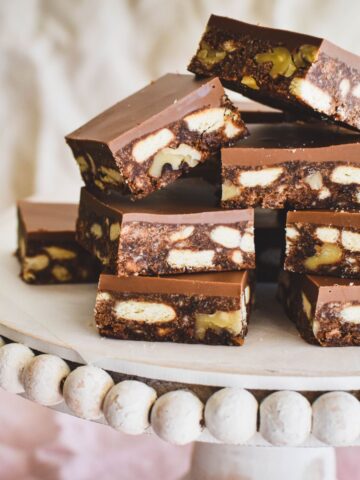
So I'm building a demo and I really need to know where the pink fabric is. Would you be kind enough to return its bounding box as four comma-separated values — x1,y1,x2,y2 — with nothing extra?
0,389,359,480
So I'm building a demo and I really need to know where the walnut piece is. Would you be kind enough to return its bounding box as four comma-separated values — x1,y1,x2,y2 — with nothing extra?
255,47,296,78
149,144,201,178
195,310,243,340
304,243,342,270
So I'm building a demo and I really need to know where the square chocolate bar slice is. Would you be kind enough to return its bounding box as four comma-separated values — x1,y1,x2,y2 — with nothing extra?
278,271,360,346
17,201,100,284
66,74,247,200
76,179,255,276
285,210,360,279
188,15,360,131
221,122,360,210
95,270,253,345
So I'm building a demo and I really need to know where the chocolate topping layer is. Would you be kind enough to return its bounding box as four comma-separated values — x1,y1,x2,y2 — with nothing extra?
299,273,360,306
99,270,249,298
287,210,360,228
66,74,228,153
18,201,78,241
222,122,360,166
80,179,253,224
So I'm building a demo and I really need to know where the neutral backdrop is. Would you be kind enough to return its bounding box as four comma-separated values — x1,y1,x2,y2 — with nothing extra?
1,1,360,479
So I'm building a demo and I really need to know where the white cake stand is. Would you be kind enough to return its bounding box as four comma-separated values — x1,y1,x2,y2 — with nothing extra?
1,208,359,480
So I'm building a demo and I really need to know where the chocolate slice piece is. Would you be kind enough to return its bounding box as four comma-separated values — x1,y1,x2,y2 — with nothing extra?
66,74,247,200
17,201,100,284
278,271,360,346
235,100,291,123
285,210,360,279
95,270,253,345
188,15,360,131
220,122,360,210
76,179,255,276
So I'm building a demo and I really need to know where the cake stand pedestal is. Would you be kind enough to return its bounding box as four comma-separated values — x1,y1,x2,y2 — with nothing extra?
184,444,336,480
0,210,358,480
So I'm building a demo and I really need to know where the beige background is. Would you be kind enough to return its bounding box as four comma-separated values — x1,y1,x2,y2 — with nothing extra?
1,0,360,209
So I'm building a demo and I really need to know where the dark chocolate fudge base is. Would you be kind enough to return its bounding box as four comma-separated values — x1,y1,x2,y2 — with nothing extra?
66,74,247,200
188,15,360,131
76,180,255,276
17,201,100,285
95,271,253,346
278,271,360,346
285,210,360,278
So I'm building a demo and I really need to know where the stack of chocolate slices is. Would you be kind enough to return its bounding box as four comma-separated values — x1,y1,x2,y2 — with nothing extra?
16,15,360,347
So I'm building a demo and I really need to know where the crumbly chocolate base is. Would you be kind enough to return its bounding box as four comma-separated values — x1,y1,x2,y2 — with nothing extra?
285,222,360,278
77,196,255,276
222,161,360,211
188,20,360,130
71,98,247,200
17,237,100,285
95,284,253,346
278,271,360,346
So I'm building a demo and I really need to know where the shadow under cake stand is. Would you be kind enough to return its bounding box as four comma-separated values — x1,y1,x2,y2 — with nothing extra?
1,208,359,480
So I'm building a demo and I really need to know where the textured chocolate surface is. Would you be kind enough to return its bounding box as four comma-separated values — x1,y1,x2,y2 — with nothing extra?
221,122,360,211
17,201,100,285
76,180,255,276
95,271,253,345
66,74,247,199
188,15,360,130
279,271,360,346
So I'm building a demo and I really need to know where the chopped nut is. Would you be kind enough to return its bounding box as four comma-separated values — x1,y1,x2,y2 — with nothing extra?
244,286,251,305
340,304,360,324
331,166,360,185
231,250,243,264
304,243,342,270
87,154,97,174
223,40,238,52
109,223,121,241
52,265,71,282
339,79,351,98
195,309,243,339
170,226,195,243
96,292,112,302
132,129,174,164
304,171,323,190
341,231,360,252
210,226,241,248
115,300,176,323
316,227,340,244
149,143,201,178
99,166,123,185
301,292,312,321
293,44,318,68
197,42,226,67
222,181,241,201
241,75,259,90
289,78,332,114
94,179,105,190
318,187,330,200
76,155,89,173
167,249,214,269
185,107,229,133
90,223,103,239
255,47,296,78
286,226,299,240
44,246,76,260
238,167,283,187
24,255,49,272
352,84,360,99
240,233,255,253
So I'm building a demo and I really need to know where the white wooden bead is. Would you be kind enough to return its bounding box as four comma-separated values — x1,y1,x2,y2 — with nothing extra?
104,380,157,435
151,390,203,445
260,391,312,446
312,392,360,445
205,388,258,444
63,365,114,420
0,343,34,393
23,354,70,406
